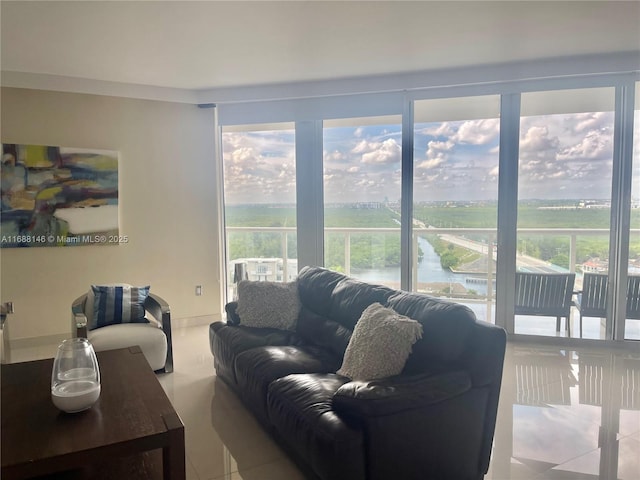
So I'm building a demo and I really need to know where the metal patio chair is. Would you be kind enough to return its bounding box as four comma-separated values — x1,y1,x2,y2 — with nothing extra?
573,272,608,338
515,272,576,336
574,273,640,338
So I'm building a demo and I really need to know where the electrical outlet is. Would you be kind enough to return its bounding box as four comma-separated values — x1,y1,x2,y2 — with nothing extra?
195,285,202,296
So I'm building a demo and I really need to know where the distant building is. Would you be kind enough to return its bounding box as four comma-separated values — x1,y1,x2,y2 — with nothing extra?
581,258,608,273
229,257,298,283
351,202,382,209
580,257,640,275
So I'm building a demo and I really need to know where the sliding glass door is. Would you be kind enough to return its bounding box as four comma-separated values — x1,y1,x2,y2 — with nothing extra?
322,116,402,287
412,96,501,323
626,82,640,340
517,88,615,339
221,123,296,299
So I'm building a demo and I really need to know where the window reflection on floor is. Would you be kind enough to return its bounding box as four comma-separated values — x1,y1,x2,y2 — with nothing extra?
489,345,640,480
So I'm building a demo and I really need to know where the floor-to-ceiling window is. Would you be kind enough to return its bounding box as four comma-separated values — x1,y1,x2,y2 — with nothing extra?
517,88,615,339
412,96,501,322
627,82,640,340
221,123,296,298
217,70,639,346
322,116,402,287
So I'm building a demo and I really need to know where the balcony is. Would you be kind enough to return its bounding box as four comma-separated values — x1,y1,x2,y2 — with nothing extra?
226,226,640,340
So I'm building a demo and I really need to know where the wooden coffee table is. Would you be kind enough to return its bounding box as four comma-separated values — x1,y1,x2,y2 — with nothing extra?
1,346,185,480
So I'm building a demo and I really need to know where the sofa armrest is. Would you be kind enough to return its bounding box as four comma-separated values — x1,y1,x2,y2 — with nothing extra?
225,301,241,325
335,371,493,480
333,370,471,418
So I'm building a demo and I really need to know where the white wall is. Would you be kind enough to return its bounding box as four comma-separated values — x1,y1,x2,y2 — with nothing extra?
1,87,222,343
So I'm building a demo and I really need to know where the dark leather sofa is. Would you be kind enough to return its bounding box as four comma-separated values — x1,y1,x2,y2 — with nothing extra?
209,266,506,480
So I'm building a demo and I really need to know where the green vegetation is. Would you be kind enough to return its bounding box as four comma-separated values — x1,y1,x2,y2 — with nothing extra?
226,205,297,261
325,232,401,271
226,205,297,227
413,201,640,229
226,205,404,269
414,201,640,267
414,205,497,228
324,207,399,228
226,201,640,271
427,235,481,270
227,231,298,261
324,207,402,270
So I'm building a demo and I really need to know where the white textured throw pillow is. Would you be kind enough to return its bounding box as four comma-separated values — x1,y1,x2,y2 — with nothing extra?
338,303,423,381
235,280,301,331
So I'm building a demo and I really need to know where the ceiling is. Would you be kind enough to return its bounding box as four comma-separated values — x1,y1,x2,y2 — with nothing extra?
1,1,640,94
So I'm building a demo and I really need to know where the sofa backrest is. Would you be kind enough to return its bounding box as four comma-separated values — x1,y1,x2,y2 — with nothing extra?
296,266,504,379
385,291,477,373
296,266,396,357
297,266,345,317
327,277,397,330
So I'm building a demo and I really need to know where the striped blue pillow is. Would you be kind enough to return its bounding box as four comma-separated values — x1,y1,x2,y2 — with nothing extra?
90,285,150,330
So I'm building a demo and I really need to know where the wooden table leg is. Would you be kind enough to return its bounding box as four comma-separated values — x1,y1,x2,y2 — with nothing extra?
162,412,185,480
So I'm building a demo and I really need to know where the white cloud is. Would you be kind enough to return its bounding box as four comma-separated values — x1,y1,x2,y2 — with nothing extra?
419,122,455,137
516,113,614,199
453,119,500,145
572,112,610,134
222,131,296,203
228,146,256,165
324,149,347,163
351,140,370,154
223,112,623,204
416,158,445,169
520,125,559,156
354,138,401,165
557,129,612,162
415,139,454,170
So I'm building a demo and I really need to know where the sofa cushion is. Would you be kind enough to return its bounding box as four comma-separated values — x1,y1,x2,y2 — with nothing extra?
337,303,423,381
234,345,341,424
296,305,352,361
236,280,300,331
386,291,476,372
267,373,365,480
328,277,396,330
209,322,297,385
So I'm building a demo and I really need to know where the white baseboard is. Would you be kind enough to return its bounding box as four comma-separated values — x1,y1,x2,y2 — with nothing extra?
10,333,69,350
172,313,221,329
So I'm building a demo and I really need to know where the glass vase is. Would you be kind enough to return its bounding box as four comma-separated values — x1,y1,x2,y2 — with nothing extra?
51,338,101,413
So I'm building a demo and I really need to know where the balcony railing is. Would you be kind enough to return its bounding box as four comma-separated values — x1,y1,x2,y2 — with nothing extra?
226,225,640,293
226,226,640,339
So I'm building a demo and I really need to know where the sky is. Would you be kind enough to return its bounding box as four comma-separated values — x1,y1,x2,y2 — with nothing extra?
222,111,640,205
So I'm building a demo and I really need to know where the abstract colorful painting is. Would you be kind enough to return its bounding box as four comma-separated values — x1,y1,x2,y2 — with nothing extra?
1,144,119,248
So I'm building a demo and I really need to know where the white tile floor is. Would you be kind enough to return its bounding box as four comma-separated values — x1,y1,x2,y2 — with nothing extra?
487,343,640,480
156,322,305,480
7,322,640,480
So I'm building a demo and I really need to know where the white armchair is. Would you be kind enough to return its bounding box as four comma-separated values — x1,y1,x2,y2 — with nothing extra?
72,286,173,373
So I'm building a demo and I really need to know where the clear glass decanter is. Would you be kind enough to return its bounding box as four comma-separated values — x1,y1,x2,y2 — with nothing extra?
51,338,101,413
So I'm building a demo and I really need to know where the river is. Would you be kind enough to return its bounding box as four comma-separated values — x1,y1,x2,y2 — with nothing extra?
351,236,492,295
